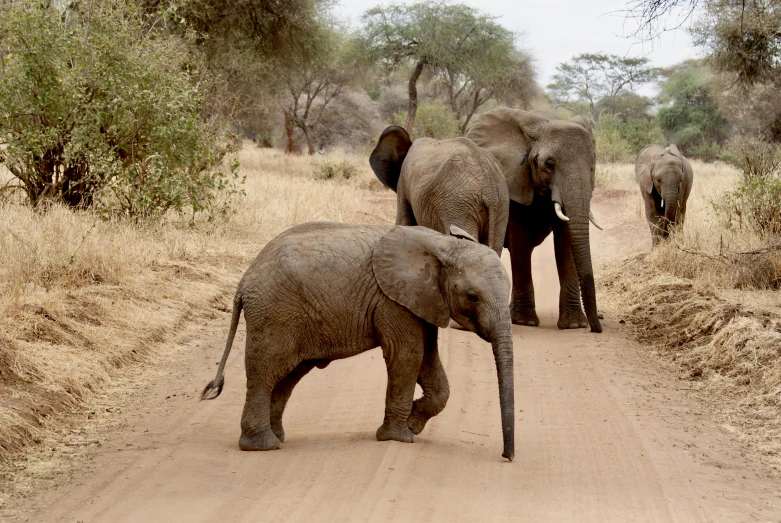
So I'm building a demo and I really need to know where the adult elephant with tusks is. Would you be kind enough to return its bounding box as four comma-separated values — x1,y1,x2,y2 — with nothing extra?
466,108,604,333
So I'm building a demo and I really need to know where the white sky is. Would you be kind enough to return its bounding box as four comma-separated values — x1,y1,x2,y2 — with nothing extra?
334,0,701,92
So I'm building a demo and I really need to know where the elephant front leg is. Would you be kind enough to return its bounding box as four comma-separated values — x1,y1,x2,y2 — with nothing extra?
507,221,539,326
407,326,449,435
376,331,424,443
553,225,588,329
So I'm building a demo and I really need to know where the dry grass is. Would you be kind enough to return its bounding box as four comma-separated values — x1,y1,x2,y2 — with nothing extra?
597,158,781,474
0,144,392,506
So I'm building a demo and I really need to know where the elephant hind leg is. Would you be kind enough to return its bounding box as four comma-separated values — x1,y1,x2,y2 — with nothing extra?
240,340,300,451
270,360,324,442
407,325,449,435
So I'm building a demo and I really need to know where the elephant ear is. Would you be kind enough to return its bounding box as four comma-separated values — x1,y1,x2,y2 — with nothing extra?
466,108,547,205
635,144,662,194
570,115,597,188
680,152,694,205
369,126,412,192
373,226,451,328
448,225,477,243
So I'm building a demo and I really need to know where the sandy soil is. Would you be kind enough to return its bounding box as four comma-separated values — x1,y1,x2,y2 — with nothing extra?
17,193,781,522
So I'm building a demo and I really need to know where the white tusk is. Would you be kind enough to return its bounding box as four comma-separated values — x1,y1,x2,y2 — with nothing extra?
554,202,569,222
661,198,665,209
589,211,604,230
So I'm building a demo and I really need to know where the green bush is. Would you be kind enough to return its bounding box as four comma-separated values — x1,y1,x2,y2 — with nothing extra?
713,138,781,236
312,159,359,180
0,0,239,219
393,99,460,139
594,114,666,163
690,141,723,162
594,115,632,163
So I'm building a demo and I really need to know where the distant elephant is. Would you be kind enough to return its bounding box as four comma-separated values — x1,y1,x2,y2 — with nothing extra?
635,144,693,248
201,222,515,462
369,126,509,256
466,108,604,332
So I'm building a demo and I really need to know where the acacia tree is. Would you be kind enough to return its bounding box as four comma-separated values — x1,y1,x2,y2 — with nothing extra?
360,2,524,135
281,28,362,155
439,50,537,134
627,0,781,86
548,53,657,123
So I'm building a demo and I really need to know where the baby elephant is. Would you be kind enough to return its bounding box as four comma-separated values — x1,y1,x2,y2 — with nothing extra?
635,144,694,247
201,222,515,461
369,126,509,256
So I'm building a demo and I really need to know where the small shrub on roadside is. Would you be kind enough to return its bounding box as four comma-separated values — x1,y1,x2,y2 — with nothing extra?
312,159,359,180
713,138,781,237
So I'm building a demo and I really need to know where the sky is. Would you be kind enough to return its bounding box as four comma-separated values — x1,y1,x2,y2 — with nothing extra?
334,0,702,94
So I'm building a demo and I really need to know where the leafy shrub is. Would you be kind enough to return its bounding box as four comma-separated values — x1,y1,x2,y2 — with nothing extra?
393,99,460,139
594,114,666,163
594,115,632,163
714,138,781,236
312,159,359,180
0,0,238,219
690,141,723,162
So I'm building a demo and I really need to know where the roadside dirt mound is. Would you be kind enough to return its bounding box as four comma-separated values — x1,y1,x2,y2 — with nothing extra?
600,252,781,474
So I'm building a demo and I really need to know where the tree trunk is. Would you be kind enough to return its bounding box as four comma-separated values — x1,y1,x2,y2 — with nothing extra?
283,110,301,155
405,58,427,137
301,125,316,156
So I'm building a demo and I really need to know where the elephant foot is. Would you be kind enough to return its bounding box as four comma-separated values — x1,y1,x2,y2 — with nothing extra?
557,310,588,330
449,319,468,331
271,421,285,443
376,422,415,443
511,306,540,327
407,404,433,435
239,429,282,451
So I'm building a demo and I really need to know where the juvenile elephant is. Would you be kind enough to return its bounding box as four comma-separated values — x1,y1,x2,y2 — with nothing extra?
201,222,515,461
369,126,509,256
466,108,604,332
635,144,693,248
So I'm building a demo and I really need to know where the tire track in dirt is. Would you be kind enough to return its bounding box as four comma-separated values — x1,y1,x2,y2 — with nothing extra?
21,194,781,522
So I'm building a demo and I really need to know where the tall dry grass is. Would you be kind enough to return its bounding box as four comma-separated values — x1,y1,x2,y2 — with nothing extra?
0,144,392,498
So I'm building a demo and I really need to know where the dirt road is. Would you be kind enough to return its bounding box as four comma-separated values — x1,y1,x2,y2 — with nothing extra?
26,195,781,522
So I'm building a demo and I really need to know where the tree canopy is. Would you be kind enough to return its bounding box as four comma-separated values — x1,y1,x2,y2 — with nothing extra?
548,53,657,123
360,2,534,135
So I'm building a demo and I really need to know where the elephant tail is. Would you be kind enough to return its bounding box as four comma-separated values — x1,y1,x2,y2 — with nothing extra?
200,292,243,400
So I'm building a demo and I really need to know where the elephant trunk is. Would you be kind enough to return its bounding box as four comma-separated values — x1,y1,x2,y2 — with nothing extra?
662,189,679,232
490,318,515,461
565,206,603,333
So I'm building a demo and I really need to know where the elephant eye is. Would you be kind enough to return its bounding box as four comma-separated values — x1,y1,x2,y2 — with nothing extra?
545,160,555,170
466,291,479,303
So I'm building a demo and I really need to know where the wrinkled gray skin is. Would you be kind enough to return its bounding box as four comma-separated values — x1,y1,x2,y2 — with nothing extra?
635,144,693,248
369,126,509,256
466,108,603,333
201,222,515,462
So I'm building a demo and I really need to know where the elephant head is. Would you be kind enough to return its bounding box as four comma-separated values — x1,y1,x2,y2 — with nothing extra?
636,144,693,230
369,126,412,192
373,225,515,461
466,108,602,332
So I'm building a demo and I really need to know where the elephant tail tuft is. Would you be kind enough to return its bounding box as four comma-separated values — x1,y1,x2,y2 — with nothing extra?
199,292,242,401
200,375,225,400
